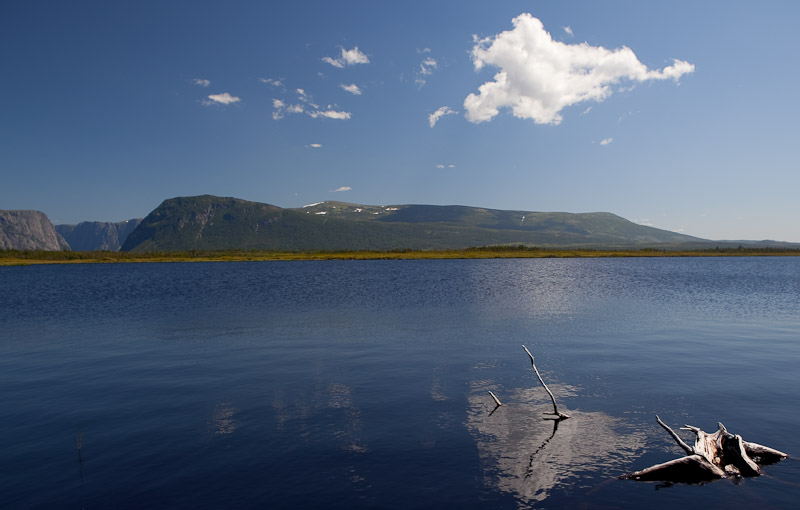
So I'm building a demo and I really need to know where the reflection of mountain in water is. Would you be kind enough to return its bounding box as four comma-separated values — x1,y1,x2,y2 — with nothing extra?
466,382,647,505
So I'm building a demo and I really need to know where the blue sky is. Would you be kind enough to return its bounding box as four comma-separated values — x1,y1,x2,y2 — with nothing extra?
2,1,799,241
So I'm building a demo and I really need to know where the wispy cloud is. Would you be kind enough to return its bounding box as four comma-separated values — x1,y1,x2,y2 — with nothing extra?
599,137,614,146
617,111,635,123
429,106,458,128
419,57,437,75
436,164,456,169
340,83,362,95
415,56,439,87
259,77,283,87
296,88,317,107
202,92,241,106
272,98,295,119
563,26,573,37
308,143,322,148
322,46,370,68
464,13,694,125
192,78,210,87
308,109,351,120
272,97,306,119
272,88,350,120
331,186,352,192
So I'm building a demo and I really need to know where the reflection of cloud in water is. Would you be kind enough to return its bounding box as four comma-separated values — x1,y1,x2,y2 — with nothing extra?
271,383,367,454
327,383,368,453
430,375,448,402
211,402,238,435
466,381,647,504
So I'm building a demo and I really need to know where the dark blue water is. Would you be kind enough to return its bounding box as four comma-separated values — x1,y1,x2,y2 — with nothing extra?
1,258,799,508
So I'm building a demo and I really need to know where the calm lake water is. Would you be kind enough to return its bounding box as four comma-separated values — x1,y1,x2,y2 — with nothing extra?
1,257,799,508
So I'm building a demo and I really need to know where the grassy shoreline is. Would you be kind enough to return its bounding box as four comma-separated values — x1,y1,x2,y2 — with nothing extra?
2,246,799,265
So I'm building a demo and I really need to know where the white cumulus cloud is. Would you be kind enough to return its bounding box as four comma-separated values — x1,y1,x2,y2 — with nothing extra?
429,106,458,128
332,186,352,192
340,83,362,95
599,137,614,145
193,78,210,87
464,13,694,125
309,143,322,148
259,78,283,87
203,92,240,106
322,46,370,68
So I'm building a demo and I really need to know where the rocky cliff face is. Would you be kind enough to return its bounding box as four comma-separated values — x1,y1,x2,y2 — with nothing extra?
56,219,142,251
0,210,70,250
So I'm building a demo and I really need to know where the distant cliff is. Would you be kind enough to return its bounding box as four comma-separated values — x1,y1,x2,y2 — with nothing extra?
0,210,70,250
56,219,142,251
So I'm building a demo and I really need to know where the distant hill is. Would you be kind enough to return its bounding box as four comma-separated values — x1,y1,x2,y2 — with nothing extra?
121,195,706,252
0,210,69,251
299,201,699,244
57,219,142,251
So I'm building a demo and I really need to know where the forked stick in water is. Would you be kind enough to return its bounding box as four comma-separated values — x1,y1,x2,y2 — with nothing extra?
522,345,569,420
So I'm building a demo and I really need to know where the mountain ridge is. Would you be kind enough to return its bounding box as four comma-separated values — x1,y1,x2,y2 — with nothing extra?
120,195,707,252
5,196,798,252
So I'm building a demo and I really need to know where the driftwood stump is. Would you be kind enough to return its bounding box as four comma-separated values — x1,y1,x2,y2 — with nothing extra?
622,415,788,483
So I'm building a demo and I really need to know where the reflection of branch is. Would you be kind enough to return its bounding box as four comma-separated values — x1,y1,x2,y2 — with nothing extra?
522,345,569,420
525,418,560,479
76,432,85,482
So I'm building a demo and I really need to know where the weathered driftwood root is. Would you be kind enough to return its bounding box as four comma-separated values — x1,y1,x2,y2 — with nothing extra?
522,345,569,420
621,415,788,482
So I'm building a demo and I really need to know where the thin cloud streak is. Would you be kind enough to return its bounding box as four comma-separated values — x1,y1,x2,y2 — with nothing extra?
203,92,240,106
340,83,362,95
429,106,458,128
